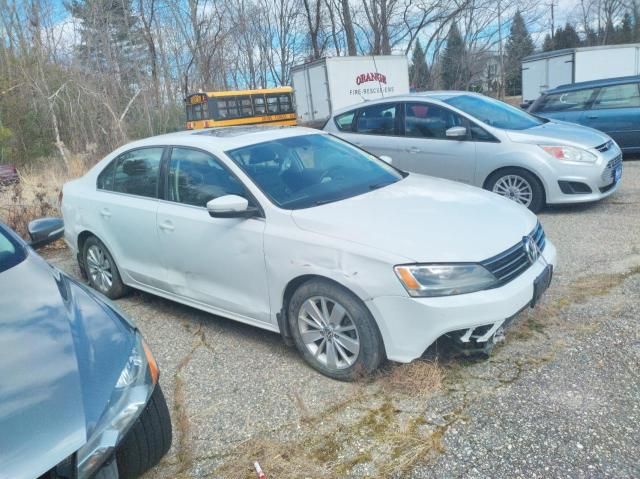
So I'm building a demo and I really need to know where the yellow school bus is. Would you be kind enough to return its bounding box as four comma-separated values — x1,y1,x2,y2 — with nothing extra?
185,87,297,129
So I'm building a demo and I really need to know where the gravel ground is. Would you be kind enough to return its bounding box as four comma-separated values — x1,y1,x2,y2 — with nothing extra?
47,161,640,478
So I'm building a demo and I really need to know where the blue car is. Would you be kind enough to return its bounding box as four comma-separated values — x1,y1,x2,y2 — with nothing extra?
0,218,171,478
529,76,640,155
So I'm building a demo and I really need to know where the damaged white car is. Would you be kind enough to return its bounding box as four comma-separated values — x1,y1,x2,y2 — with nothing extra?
62,126,556,380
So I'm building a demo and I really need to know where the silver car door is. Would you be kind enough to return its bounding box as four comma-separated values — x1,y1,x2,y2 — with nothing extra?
392,102,477,184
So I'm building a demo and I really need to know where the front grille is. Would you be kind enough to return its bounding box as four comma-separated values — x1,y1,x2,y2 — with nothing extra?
601,154,623,183
595,140,613,152
481,223,546,286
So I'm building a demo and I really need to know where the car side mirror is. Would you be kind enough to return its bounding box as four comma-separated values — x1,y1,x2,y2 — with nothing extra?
206,195,259,219
379,155,393,165
28,217,64,249
445,126,467,139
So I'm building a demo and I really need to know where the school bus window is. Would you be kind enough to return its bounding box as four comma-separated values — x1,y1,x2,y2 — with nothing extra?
239,97,253,116
217,98,238,119
266,95,279,113
253,96,266,115
279,94,292,112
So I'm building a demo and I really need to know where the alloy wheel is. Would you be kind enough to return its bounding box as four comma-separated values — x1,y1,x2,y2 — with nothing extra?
492,174,533,207
86,244,113,293
297,296,360,370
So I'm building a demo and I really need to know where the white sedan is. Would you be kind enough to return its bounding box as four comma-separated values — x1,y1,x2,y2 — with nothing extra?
62,126,556,380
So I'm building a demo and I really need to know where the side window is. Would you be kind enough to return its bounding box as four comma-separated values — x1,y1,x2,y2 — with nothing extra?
355,103,398,135
277,94,291,113
334,111,356,132
167,148,246,207
217,98,240,119
469,123,497,142
112,147,163,198
592,83,640,110
266,95,279,114
97,159,117,190
253,95,266,115
536,88,595,112
404,102,465,139
239,97,253,117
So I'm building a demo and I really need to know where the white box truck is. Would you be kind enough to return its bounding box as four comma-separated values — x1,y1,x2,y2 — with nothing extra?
291,55,410,125
521,43,640,103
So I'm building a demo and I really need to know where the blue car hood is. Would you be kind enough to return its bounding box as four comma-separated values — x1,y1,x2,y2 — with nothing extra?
0,252,134,479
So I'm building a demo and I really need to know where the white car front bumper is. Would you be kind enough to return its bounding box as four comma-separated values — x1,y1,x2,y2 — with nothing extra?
367,240,557,363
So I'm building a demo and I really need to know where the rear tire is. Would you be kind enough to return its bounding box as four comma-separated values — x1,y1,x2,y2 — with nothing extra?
82,236,128,299
288,278,385,381
116,384,173,479
485,167,545,213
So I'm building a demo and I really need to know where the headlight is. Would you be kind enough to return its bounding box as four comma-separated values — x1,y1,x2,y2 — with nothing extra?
539,145,597,163
394,264,498,297
77,334,158,479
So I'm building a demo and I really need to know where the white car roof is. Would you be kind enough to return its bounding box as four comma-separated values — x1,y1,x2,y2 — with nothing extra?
123,125,324,152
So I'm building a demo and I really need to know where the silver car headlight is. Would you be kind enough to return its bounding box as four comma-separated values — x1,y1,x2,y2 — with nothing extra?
394,264,498,297
539,145,597,163
77,333,158,479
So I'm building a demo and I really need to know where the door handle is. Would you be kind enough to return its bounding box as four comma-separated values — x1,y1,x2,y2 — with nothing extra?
587,115,599,119
406,147,421,153
99,208,111,218
159,221,174,232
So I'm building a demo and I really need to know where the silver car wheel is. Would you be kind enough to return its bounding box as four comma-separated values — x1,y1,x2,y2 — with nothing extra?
492,174,533,207
297,296,360,370
86,244,113,293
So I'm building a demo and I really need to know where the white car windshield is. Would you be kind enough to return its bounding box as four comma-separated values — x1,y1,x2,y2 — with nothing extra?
226,134,404,209
445,95,546,130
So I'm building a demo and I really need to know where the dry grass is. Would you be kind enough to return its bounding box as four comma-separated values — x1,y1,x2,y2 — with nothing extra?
381,360,443,397
0,155,91,238
214,364,445,479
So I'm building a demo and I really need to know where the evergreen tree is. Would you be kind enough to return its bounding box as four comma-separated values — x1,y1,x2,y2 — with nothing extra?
604,19,616,44
542,33,554,51
616,12,634,44
584,27,599,46
67,0,145,86
441,23,468,90
409,39,429,91
554,23,581,49
504,11,534,96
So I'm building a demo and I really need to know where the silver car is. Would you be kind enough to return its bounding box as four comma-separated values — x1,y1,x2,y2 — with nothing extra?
0,218,171,479
324,92,623,212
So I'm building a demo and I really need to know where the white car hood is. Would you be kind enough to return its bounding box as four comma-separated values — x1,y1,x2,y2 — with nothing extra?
505,120,610,149
291,174,538,263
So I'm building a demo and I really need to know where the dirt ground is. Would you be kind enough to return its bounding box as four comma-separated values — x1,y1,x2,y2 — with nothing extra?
46,161,640,479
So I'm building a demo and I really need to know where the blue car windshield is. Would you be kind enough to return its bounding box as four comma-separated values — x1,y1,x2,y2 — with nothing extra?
0,226,26,274
445,95,546,130
226,134,404,209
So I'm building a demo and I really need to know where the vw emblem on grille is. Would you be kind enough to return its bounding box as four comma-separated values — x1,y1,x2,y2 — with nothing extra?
523,235,539,264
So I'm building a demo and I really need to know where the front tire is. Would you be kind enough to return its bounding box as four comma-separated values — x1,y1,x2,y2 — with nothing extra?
82,236,128,299
288,279,385,381
485,167,545,213
116,384,173,479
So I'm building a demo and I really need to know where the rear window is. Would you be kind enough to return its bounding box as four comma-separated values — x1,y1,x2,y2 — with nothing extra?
0,226,25,273
592,83,640,110
112,147,164,198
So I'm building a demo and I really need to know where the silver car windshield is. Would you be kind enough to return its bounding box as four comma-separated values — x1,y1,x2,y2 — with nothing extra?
226,134,403,210
445,95,546,130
